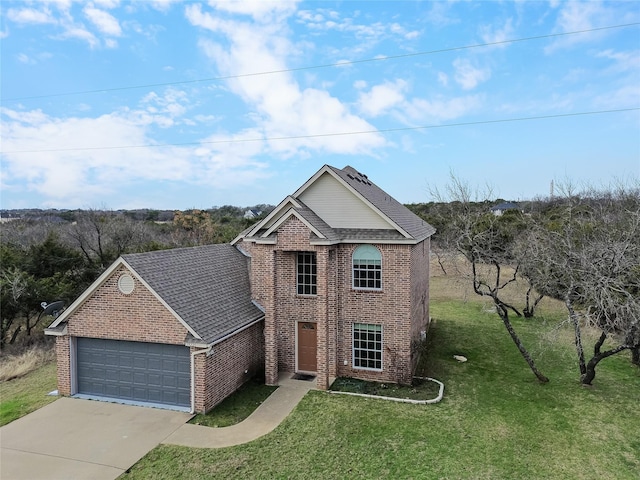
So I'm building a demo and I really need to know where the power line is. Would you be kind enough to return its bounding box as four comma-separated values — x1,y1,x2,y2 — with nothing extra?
3,22,638,102
3,107,637,154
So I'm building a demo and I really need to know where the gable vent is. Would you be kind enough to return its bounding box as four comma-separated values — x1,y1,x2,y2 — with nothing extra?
118,274,135,295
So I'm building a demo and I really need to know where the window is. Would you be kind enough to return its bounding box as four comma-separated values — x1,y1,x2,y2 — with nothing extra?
352,245,382,290
297,252,317,295
353,323,382,370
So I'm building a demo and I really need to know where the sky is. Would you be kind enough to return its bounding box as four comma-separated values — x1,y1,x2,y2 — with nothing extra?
1,0,639,210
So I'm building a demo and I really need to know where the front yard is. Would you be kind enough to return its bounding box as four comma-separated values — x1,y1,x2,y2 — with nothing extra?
123,295,640,479
3,276,638,479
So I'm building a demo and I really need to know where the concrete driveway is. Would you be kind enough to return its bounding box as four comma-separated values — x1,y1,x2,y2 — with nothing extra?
0,397,192,480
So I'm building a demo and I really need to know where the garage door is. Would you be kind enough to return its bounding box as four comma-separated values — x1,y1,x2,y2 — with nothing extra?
77,338,190,408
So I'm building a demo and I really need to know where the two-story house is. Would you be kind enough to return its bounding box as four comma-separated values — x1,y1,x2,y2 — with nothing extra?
46,165,435,413
234,165,435,390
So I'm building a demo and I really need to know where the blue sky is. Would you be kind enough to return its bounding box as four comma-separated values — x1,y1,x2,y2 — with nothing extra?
1,0,639,210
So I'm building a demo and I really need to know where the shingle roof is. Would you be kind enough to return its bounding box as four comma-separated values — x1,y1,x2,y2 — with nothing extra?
239,165,435,245
291,200,341,242
328,165,435,241
122,244,263,344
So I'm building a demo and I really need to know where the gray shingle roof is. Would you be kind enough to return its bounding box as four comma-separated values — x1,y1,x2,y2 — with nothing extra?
328,165,435,241
292,200,341,242
122,244,263,344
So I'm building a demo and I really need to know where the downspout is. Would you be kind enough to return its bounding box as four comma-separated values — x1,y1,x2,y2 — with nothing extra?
190,345,212,414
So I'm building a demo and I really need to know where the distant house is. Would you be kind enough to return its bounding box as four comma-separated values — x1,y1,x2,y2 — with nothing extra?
46,165,435,413
243,209,262,219
490,202,522,216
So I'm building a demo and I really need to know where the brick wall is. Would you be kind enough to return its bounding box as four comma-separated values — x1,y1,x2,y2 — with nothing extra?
66,265,188,344
55,336,71,395
334,243,415,385
410,238,431,372
193,320,265,413
241,215,426,389
54,265,190,398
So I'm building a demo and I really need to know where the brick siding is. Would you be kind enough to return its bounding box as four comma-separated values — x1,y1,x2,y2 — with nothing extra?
193,320,265,413
65,266,187,344
53,264,263,413
241,215,430,389
55,336,71,396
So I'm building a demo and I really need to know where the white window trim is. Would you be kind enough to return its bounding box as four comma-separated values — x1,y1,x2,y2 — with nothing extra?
352,323,383,371
352,245,383,291
296,251,317,296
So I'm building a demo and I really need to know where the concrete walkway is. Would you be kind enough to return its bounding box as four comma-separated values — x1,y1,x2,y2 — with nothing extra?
163,373,316,448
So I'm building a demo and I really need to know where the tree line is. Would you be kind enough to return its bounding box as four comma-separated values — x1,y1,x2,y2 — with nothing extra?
0,206,271,350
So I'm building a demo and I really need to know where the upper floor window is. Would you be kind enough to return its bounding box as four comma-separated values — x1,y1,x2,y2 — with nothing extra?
352,245,382,290
297,252,317,295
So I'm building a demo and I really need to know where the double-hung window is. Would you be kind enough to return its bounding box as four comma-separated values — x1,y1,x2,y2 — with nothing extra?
352,245,382,290
353,323,382,370
297,252,317,295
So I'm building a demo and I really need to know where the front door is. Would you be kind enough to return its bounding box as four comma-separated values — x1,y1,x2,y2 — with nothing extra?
297,322,317,372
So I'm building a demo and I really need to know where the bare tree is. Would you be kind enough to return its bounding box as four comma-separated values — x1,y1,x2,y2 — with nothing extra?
66,209,153,269
523,182,640,384
429,173,549,383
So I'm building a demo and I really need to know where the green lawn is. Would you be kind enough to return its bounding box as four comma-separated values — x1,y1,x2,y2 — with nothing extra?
0,362,57,426
123,299,640,479
190,376,277,427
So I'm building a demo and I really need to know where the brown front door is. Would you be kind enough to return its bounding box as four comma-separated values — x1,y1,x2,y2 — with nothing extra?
297,322,317,372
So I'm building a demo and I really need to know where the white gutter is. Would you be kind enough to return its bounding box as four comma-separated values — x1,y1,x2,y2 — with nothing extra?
190,345,212,413
210,316,265,346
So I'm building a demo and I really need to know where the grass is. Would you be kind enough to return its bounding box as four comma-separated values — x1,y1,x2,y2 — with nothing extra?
122,285,640,479
0,345,56,382
3,267,638,478
189,376,277,427
0,361,57,426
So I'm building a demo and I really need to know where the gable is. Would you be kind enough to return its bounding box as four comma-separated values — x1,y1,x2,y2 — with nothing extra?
235,164,435,245
49,245,264,345
297,172,394,230
61,265,192,345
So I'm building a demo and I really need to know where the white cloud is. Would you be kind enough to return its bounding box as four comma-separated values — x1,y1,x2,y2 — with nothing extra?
84,7,122,36
595,49,640,73
6,7,56,25
480,18,514,47
453,58,491,90
295,7,418,58
357,79,408,117
94,0,120,8
404,95,483,123
208,0,300,24
57,27,99,48
0,101,270,207
437,72,448,87
545,1,616,53
16,53,33,64
186,3,385,158
5,2,123,48
149,0,183,12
